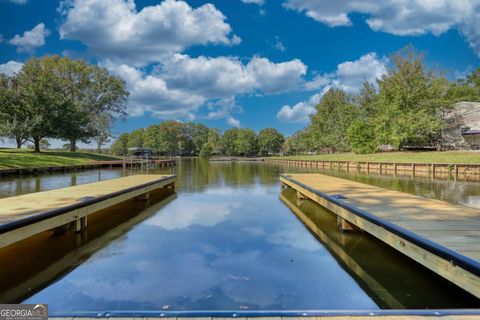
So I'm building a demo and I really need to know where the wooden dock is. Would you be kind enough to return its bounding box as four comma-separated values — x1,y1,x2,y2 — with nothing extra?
0,158,176,177
280,173,480,299
0,174,175,248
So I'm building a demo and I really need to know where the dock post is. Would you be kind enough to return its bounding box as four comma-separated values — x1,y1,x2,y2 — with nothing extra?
75,216,87,232
337,216,355,232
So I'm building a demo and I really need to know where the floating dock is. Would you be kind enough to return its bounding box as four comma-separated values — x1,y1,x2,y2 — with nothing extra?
0,174,175,248
280,173,480,299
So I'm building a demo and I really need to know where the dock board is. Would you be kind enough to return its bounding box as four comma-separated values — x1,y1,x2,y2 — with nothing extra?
280,173,480,299
0,174,175,248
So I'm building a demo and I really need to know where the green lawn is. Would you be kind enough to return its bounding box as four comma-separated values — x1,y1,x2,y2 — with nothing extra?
272,151,480,164
0,148,120,169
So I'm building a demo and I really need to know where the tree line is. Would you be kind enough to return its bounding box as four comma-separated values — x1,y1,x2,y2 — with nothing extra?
0,56,128,152
111,122,285,157
284,47,480,155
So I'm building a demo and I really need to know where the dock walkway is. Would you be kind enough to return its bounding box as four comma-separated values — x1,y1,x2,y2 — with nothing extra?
280,173,480,299
0,174,175,248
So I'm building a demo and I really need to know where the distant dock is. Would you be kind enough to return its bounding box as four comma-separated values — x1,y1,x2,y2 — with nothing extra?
280,173,480,299
0,174,175,248
0,158,176,177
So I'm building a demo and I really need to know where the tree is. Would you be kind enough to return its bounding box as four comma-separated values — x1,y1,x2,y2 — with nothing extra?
206,128,222,155
0,75,30,148
53,57,128,151
15,57,67,152
157,121,183,156
235,128,258,156
309,88,358,152
373,47,448,149
257,128,284,156
221,128,239,156
127,128,145,148
111,133,129,155
91,112,115,153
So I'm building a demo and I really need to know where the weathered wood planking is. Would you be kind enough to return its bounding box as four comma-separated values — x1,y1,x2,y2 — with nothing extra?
0,174,175,248
280,173,480,299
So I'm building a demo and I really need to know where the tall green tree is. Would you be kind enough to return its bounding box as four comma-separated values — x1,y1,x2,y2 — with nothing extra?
127,128,145,148
309,88,358,152
235,128,258,156
374,47,450,149
221,128,239,156
111,133,129,155
257,128,284,155
0,75,31,148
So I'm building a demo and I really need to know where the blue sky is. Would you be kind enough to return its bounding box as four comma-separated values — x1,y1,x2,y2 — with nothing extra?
1,0,479,144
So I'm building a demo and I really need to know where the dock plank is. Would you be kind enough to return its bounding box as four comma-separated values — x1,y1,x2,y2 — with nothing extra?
280,173,480,298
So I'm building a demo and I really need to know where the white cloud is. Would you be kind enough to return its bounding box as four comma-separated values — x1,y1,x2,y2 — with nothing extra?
8,23,50,52
103,61,205,119
277,93,320,124
145,200,241,230
227,116,241,127
161,54,307,97
241,0,265,5
277,52,387,123
10,0,28,4
331,52,387,92
59,0,240,66
104,54,308,121
0,61,24,76
283,0,480,56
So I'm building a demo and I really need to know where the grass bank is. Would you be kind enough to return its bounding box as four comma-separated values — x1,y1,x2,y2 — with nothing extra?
272,151,480,164
0,148,120,169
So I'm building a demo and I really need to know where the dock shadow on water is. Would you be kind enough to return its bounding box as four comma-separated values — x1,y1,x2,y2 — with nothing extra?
0,158,479,311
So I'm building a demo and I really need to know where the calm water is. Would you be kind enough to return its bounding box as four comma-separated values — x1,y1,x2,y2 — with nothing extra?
0,158,479,312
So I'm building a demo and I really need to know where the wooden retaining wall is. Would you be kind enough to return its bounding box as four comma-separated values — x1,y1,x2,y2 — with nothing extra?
267,159,480,181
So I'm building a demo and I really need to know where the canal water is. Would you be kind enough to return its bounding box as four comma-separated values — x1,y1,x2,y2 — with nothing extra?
0,158,479,311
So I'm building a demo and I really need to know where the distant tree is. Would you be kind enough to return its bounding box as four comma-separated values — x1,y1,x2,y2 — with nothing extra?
91,112,115,153
221,128,239,156
257,128,284,156
235,128,258,156
110,133,129,155
206,128,222,155
143,125,161,151
127,128,145,148
157,120,183,156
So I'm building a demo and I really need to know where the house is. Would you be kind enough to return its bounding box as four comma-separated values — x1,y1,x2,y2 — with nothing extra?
443,101,480,149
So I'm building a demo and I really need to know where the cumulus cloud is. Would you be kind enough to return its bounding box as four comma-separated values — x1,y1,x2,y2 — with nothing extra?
0,61,24,76
241,0,265,5
277,93,321,124
103,54,308,121
283,0,480,56
277,52,387,123
8,23,50,52
103,62,205,119
330,52,387,92
59,0,241,65
227,116,241,127
161,54,307,97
